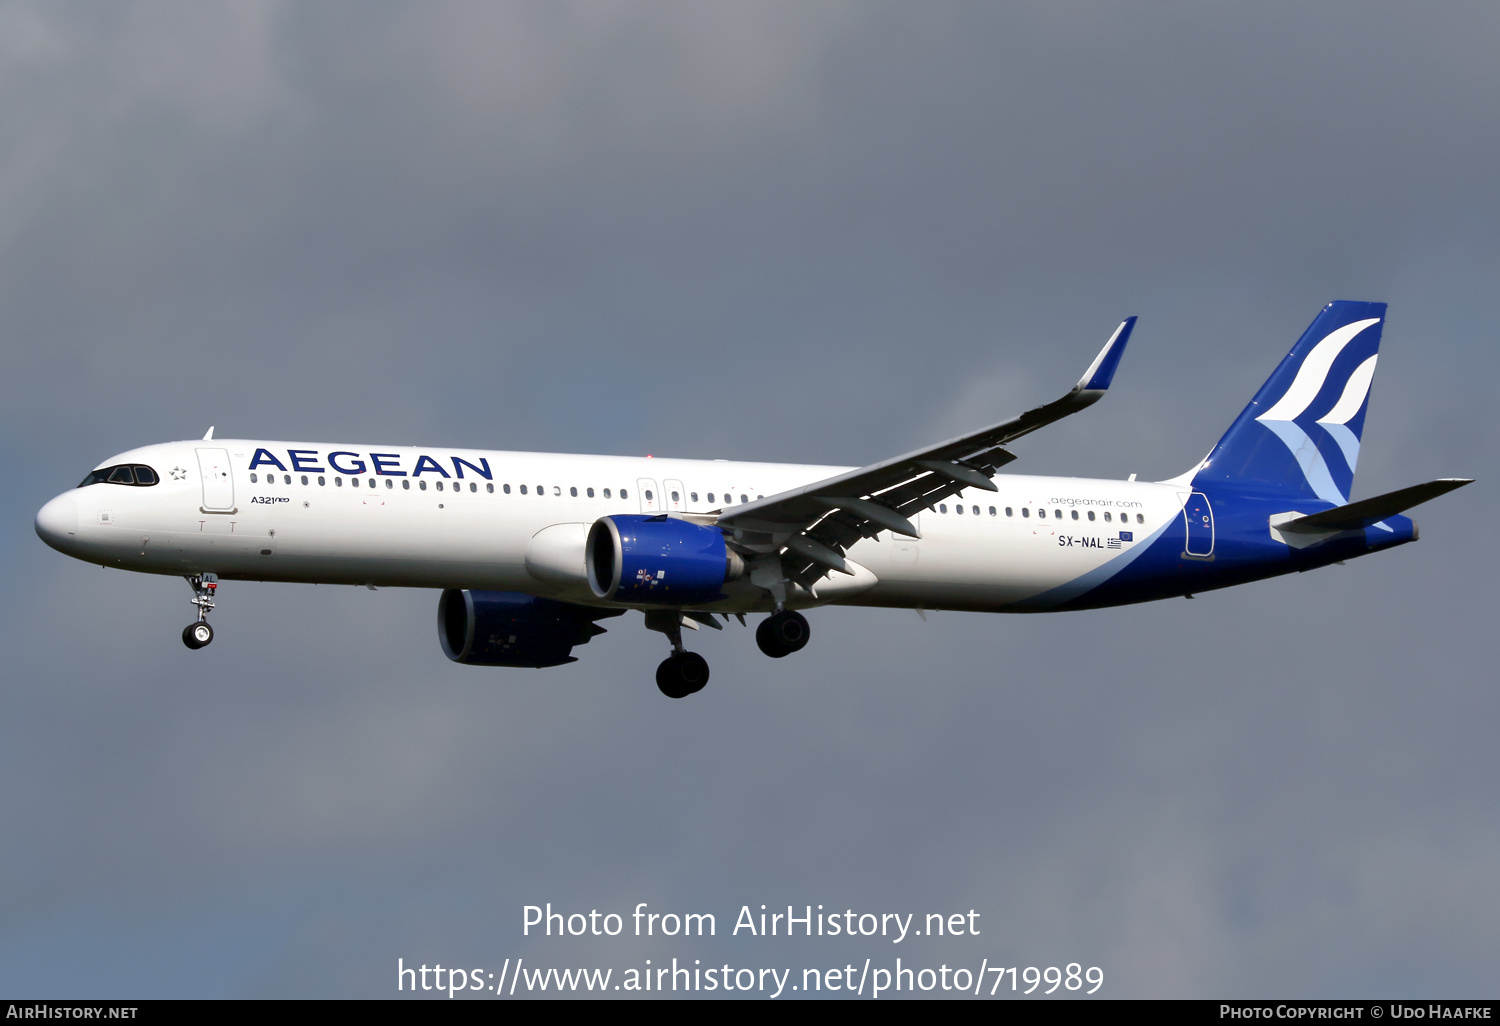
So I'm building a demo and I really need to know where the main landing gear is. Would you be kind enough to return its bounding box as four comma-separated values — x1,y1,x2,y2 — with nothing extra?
641,608,812,698
656,651,710,699
182,573,218,650
756,610,810,658
644,610,710,699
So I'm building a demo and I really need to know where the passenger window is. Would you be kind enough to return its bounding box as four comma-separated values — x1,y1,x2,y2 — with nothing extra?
1104,511,1112,522
1022,508,1029,518
1005,507,1012,517
707,493,714,503
250,472,259,483
690,492,698,502
419,480,428,491
740,494,748,504
620,489,628,499
368,478,375,488
284,474,292,485
570,487,578,497
402,480,410,490
472,483,479,493
587,488,594,498
335,477,343,487
1087,510,1095,521
486,483,494,493
989,506,997,516
1071,509,1079,520
1137,513,1144,524
385,479,393,489
972,505,979,515
939,504,948,513
437,481,445,492
671,491,679,502
645,490,653,501
301,475,309,485
955,504,962,514
502,483,509,493
318,476,325,486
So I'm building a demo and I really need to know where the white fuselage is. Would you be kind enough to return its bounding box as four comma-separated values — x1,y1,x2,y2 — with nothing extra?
37,439,1188,613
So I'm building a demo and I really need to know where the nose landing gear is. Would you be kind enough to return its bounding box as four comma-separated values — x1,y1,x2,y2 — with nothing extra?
182,573,218,650
756,610,809,658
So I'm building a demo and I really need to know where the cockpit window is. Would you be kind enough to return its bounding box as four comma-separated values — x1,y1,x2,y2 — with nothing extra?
78,464,160,488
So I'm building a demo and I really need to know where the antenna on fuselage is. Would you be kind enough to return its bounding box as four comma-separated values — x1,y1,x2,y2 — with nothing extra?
203,426,215,440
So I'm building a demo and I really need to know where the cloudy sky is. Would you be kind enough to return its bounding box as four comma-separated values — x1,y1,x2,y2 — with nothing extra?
1,1,1496,999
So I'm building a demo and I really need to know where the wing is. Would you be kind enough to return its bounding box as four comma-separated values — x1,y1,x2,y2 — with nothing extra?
717,317,1136,590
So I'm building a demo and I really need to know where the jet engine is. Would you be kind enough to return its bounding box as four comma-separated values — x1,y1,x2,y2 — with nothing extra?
586,514,744,606
438,590,622,668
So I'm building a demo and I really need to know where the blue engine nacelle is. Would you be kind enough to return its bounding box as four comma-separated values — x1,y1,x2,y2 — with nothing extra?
586,514,743,606
438,590,621,668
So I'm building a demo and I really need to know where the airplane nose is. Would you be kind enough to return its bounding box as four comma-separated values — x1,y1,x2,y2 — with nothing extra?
35,492,79,551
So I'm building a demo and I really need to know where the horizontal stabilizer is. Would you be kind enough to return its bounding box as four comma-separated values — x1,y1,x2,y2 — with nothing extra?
1279,478,1472,533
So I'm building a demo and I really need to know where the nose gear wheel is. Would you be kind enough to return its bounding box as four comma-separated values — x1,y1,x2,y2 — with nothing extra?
182,622,214,649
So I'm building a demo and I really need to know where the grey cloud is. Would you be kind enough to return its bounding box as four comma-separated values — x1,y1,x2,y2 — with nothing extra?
0,0,1495,998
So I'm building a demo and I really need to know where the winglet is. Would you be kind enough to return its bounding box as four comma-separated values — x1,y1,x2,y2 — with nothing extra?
203,426,215,441
1074,317,1136,393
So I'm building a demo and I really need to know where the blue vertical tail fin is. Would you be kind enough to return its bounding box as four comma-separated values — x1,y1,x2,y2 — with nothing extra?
1191,301,1386,504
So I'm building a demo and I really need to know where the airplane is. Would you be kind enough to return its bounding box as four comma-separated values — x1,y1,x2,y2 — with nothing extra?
35,301,1470,698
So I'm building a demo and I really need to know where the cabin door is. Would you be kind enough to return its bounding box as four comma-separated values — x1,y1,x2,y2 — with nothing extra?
197,448,235,512
1179,491,1214,558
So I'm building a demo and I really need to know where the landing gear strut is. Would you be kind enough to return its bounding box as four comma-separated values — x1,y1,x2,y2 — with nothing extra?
182,573,218,650
756,610,809,658
644,610,710,698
